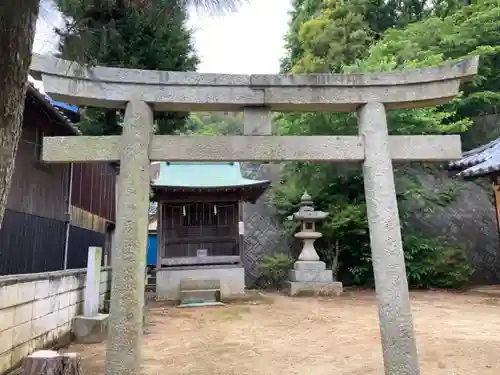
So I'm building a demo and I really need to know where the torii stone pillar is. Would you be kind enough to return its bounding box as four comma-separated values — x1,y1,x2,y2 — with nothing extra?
29,54,478,375
359,102,418,373
105,100,152,375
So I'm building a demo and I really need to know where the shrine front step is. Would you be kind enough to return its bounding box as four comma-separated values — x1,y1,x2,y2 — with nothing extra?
179,279,222,305
179,289,221,304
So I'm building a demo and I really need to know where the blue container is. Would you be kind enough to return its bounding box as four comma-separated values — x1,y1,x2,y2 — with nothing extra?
146,233,157,267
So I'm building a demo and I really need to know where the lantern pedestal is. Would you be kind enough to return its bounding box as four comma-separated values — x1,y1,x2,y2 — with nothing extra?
286,260,342,297
295,232,322,261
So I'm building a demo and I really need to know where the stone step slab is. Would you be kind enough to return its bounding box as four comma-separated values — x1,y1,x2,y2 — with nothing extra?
179,289,220,304
178,301,225,308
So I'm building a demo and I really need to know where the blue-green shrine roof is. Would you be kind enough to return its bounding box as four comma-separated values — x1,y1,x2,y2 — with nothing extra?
151,162,270,189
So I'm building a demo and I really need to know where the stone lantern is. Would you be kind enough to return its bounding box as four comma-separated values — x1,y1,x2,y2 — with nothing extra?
286,192,343,297
294,192,327,262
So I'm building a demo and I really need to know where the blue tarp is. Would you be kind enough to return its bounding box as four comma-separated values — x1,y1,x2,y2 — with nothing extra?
44,95,79,114
147,233,157,266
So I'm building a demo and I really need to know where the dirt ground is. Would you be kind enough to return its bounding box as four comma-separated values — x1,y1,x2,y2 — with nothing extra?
62,290,500,375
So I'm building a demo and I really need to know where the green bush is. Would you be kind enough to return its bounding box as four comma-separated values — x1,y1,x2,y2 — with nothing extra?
270,167,474,290
258,253,294,289
349,234,474,289
431,245,474,289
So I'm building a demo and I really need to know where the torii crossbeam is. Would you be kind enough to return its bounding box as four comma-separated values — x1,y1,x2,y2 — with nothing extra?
30,54,478,375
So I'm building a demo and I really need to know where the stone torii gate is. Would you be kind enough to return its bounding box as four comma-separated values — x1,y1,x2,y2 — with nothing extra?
30,54,478,375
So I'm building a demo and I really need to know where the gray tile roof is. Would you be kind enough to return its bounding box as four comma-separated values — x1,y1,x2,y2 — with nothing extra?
448,137,500,178
149,202,157,217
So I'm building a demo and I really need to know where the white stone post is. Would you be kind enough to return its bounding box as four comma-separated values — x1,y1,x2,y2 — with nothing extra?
83,246,103,317
358,102,420,375
105,100,152,375
74,246,108,344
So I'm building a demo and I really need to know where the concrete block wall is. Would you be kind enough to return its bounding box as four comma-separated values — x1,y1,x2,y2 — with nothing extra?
0,267,111,373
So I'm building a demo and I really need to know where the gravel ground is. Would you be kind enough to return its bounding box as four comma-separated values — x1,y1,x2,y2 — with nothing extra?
62,290,500,375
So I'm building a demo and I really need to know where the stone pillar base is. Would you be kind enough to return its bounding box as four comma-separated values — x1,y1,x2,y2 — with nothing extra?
286,261,342,296
73,313,109,343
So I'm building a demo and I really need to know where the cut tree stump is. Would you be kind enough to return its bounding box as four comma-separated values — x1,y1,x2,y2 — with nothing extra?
23,350,62,375
22,350,84,375
61,353,84,375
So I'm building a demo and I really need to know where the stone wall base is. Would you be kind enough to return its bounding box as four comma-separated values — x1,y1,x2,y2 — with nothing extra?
156,265,245,301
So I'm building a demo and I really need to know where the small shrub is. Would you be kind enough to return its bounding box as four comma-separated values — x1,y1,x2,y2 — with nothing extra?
404,235,474,289
404,235,439,289
258,253,294,289
348,234,473,289
431,246,474,289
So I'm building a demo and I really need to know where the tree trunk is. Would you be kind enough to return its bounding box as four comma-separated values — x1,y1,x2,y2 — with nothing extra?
61,353,84,375
23,350,63,375
0,0,40,228
23,351,84,375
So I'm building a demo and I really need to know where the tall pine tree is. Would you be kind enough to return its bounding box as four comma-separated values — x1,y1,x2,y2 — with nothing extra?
0,0,243,230
55,0,199,135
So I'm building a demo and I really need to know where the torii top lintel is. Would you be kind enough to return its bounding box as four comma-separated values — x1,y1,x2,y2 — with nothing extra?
29,54,478,112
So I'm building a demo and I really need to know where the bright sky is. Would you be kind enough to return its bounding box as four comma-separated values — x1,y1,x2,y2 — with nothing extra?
33,0,293,74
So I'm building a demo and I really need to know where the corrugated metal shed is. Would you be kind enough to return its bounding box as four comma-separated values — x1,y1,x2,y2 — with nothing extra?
28,75,117,223
448,137,500,178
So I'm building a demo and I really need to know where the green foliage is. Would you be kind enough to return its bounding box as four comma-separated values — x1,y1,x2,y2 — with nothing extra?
349,235,474,289
258,253,295,289
351,0,500,118
273,0,498,288
429,184,462,207
280,0,465,72
430,244,475,289
55,0,198,135
181,112,244,135
292,0,372,73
